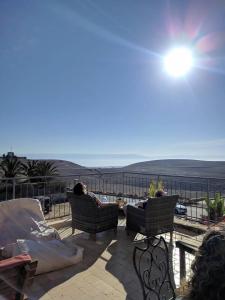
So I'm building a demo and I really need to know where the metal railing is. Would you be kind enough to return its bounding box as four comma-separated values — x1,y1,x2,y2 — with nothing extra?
0,171,225,222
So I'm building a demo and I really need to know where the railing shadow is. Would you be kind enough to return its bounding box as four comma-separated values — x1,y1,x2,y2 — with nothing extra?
105,228,143,300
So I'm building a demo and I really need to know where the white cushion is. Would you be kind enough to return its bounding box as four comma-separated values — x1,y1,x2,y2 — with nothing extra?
13,239,83,275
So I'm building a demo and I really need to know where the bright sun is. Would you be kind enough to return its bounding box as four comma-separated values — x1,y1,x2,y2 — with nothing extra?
164,47,193,78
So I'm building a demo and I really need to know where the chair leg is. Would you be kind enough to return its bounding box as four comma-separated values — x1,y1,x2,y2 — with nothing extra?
170,231,173,244
90,233,96,241
72,227,75,235
114,227,117,234
125,227,130,235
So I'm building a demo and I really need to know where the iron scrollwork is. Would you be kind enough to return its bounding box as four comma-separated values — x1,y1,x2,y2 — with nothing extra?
133,236,176,300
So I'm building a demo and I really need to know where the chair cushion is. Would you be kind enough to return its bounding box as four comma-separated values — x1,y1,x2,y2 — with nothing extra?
12,239,83,275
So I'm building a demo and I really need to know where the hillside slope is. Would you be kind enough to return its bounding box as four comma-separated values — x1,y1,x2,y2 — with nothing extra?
49,160,87,176
122,159,225,178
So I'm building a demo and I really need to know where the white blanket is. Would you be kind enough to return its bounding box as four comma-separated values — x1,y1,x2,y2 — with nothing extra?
0,198,84,274
0,198,59,247
0,198,83,274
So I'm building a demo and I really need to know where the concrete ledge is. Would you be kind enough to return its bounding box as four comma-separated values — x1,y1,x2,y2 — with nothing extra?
174,217,207,235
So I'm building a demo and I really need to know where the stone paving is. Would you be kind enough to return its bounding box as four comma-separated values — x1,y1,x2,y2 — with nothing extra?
28,217,203,300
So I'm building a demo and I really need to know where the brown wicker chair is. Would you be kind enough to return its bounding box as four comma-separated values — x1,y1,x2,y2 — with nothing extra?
67,192,118,235
0,254,37,300
126,195,178,240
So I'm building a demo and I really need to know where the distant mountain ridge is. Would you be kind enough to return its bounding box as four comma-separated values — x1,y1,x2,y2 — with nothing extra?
32,158,225,179
37,159,102,177
47,160,85,176
122,159,225,178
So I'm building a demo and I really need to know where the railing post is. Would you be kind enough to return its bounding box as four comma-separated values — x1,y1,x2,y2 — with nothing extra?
73,178,79,188
122,172,125,196
207,178,210,229
12,178,16,199
6,179,8,200
43,177,46,196
100,174,103,194
157,175,160,187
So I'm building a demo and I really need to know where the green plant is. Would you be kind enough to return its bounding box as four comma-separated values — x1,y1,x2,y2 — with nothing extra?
205,192,225,221
148,179,164,197
21,160,39,177
35,161,58,177
21,160,58,182
0,156,23,178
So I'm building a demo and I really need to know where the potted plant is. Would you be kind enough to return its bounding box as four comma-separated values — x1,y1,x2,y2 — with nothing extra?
204,192,225,222
148,179,164,198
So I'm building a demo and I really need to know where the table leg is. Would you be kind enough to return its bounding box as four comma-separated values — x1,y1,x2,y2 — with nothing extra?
179,247,186,284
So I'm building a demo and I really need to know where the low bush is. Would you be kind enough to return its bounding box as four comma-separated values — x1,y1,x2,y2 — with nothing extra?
205,192,225,221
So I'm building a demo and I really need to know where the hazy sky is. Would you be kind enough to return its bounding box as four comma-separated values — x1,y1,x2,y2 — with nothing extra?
1,0,225,162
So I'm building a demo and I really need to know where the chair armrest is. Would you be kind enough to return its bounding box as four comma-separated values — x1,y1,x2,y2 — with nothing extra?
98,203,118,216
127,204,145,218
0,254,32,271
101,203,118,208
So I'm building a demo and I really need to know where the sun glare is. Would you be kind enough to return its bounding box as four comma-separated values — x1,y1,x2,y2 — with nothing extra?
164,47,193,78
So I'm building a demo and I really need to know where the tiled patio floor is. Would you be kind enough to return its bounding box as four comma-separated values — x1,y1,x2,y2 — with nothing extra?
28,217,203,300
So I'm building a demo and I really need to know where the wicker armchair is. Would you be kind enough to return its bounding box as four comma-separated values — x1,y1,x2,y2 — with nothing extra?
0,254,37,300
67,192,118,235
126,195,178,239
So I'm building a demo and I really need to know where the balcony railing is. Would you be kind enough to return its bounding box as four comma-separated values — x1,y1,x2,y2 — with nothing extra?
0,170,225,223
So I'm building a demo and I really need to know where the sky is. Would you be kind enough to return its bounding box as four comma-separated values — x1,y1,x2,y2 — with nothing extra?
1,0,225,166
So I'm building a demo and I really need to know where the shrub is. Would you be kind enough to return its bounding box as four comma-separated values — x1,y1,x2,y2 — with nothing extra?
205,192,225,221
148,179,164,197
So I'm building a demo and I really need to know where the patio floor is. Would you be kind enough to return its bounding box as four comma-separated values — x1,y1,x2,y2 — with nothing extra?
28,217,203,300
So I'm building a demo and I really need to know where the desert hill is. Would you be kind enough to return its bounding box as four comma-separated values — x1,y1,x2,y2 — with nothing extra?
26,159,91,177
26,158,225,179
48,160,87,176
122,159,225,178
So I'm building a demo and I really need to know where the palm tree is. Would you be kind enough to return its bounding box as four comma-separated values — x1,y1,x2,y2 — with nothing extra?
21,160,39,177
0,156,23,178
0,156,23,198
35,161,58,177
